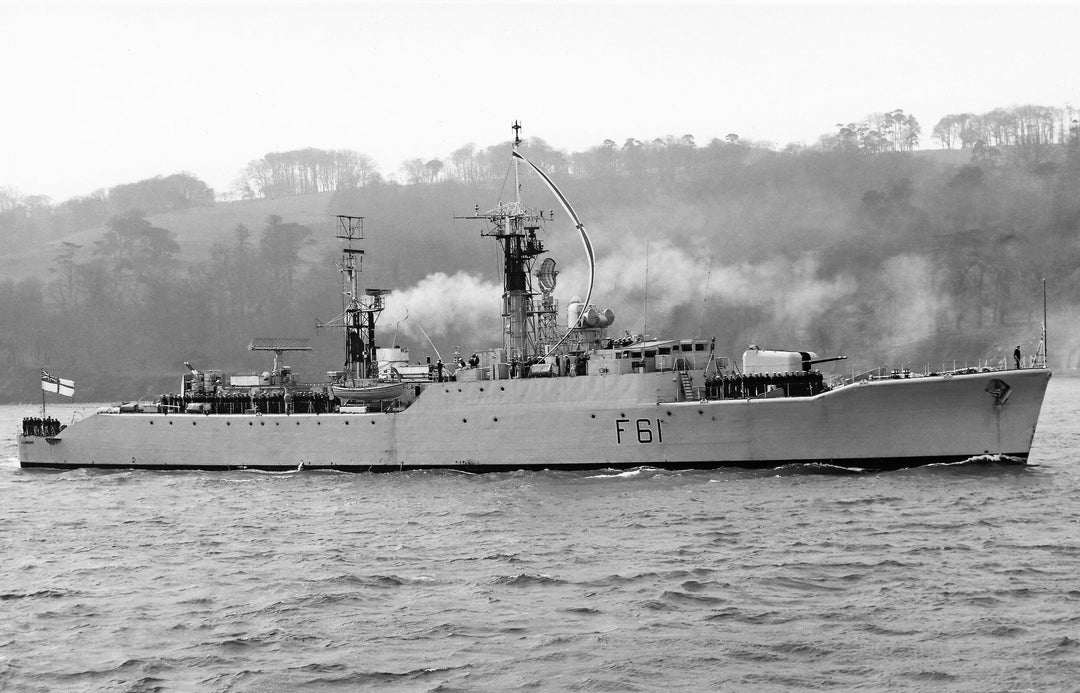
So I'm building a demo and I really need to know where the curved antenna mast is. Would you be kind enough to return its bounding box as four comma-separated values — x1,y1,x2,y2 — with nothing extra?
511,149,596,357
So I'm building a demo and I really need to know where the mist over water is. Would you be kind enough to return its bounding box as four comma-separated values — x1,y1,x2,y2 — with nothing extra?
2,376,1079,691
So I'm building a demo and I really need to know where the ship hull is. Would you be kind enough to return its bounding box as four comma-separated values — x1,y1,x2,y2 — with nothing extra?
18,369,1050,472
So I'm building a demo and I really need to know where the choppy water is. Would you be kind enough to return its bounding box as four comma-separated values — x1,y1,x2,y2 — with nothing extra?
2,377,1079,692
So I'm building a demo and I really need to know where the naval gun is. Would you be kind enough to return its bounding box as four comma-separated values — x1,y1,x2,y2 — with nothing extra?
742,346,847,374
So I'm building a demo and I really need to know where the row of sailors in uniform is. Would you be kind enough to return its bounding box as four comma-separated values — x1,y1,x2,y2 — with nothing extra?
157,390,336,415
21,417,63,437
704,371,827,399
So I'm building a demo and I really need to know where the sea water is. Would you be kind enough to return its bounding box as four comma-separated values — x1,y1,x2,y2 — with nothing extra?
1,377,1079,692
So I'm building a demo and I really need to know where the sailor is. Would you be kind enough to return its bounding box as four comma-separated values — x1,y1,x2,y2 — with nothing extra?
436,359,445,382
1014,345,1022,369
469,353,480,368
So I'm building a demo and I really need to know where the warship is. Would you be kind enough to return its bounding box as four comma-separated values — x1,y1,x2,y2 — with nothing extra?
18,125,1051,472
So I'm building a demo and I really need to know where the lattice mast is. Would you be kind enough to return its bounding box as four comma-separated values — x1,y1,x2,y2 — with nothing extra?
332,215,389,380
458,122,550,362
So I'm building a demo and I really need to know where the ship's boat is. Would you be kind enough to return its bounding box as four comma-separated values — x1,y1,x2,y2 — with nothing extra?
18,124,1052,472
331,381,406,405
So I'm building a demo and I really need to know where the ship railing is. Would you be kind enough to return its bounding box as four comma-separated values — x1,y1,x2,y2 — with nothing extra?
835,357,1016,387
835,367,887,386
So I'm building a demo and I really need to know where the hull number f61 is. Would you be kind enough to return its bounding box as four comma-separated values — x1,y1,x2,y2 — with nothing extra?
616,418,664,444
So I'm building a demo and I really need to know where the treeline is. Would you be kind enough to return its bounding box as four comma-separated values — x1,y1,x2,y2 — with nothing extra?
824,109,922,153
238,148,380,199
932,104,1077,150
2,211,341,401
0,173,214,253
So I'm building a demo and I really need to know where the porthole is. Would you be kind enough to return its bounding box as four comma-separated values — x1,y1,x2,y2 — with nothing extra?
493,417,498,422
370,420,375,425
345,421,349,425
462,418,468,423
479,387,484,392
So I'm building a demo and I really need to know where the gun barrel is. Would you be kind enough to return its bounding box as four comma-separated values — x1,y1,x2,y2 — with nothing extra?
806,355,848,367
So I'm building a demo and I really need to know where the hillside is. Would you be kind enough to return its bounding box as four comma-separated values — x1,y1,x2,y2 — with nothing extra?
0,191,340,282
2,139,1078,403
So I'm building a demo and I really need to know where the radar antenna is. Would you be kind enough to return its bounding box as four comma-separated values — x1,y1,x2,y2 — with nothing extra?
536,257,559,346
537,257,558,293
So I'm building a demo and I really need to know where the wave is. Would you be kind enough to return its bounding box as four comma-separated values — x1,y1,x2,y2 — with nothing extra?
491,573,565,587
297,664,471,688
301,573,439,590
1049,636,1080,655
772,462,867,475
584,468,650,479
657,589,727,606
927,453,1028,468
0,588,77,601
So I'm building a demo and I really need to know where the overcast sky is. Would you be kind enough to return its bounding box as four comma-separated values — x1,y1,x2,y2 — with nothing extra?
2,1,1078,201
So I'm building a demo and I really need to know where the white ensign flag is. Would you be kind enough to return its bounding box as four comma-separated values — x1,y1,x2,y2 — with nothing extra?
41,369,75,397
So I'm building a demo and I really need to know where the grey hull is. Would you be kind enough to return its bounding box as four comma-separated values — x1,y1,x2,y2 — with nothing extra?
19,369,1051,472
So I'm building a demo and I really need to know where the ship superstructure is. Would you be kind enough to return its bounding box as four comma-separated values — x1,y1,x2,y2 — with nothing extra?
17,124,1052,473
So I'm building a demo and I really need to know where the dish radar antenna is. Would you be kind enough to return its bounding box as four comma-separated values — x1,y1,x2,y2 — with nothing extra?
536,257,559,346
